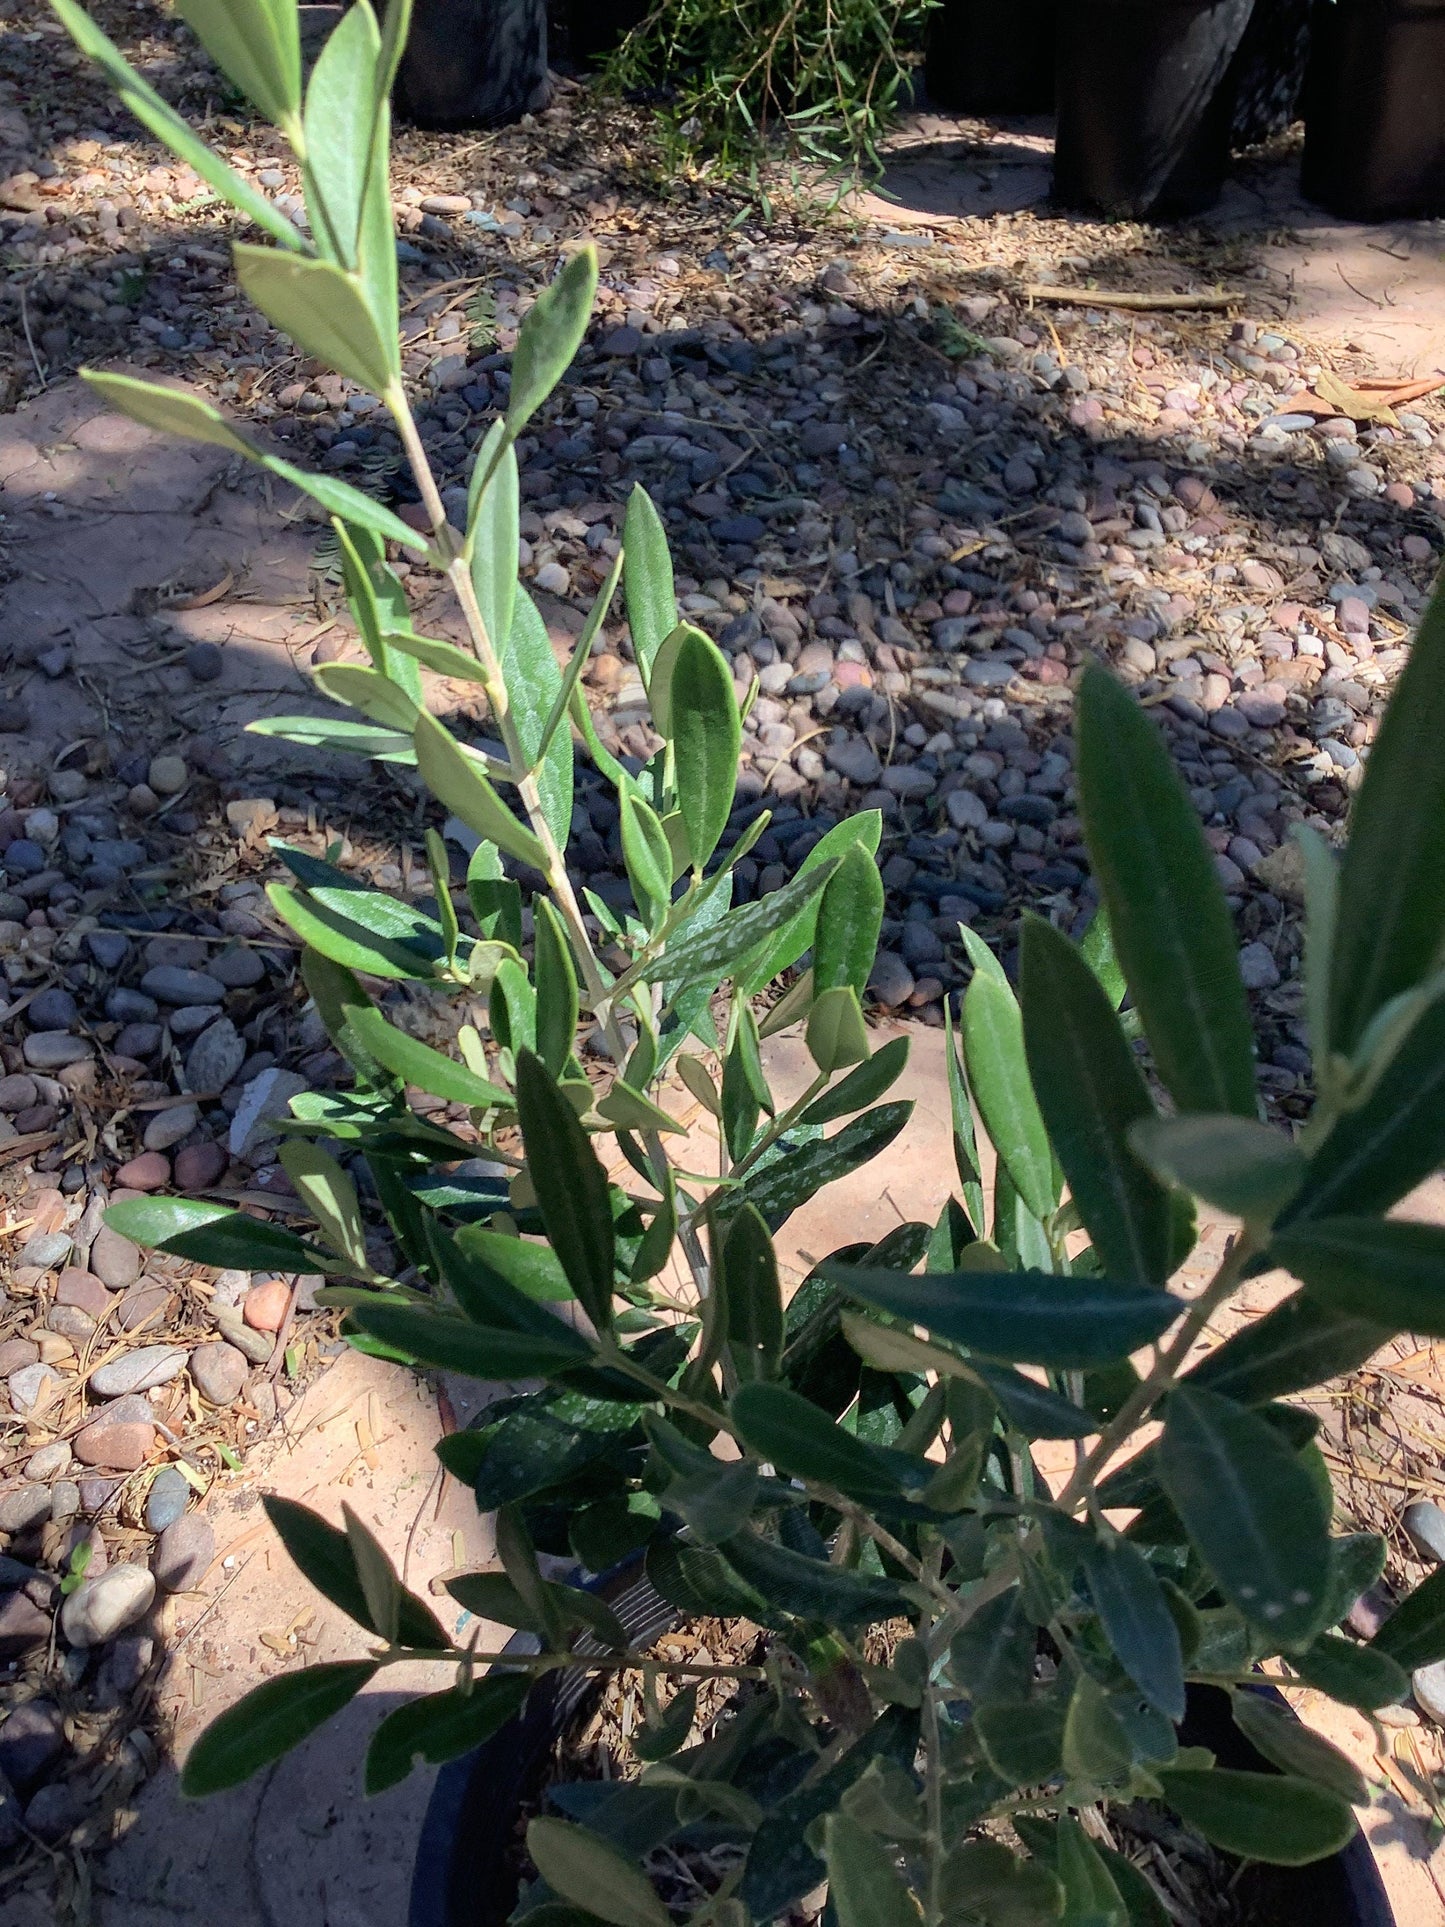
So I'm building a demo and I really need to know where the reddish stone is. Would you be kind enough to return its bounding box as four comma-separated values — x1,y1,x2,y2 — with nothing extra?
0,1338,39,1375
115,1151,171,1191
27,1188,68,1236
72,1418,155,1471
242,1278,292,1333
832,660,872,691
173,1140,227,1190
55,1268,111,1318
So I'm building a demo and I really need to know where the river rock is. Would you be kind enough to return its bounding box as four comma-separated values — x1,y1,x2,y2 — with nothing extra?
73,1415,155,1471
189,1341,247,1406
144,1466,190,1532
185,1016,245,1093
89,1225,142,1290
90,1344,186,1397
1404,1500,1445,1566
139,965,226,1006
174,1139,228,1189
153,1515,215,1592
22,1031,92,1070
0,1485,52,1533
0,1700,64,1788
61,1562,156,1647
0,1590,50,1660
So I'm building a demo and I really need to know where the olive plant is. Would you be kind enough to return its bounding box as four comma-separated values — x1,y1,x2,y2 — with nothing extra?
60,0,1445,1920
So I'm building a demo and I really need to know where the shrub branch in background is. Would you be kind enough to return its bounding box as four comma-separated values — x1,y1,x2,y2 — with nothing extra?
607,0,936,181
52,0,1445,1918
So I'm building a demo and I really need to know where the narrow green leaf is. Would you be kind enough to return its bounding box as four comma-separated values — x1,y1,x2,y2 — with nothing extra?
813,842,884,999
1156,1767,1357,1866
507,249,599,436
720,1204,784,1381
1083,1536,1185,1719
1062,1671,1133,1784
301,0,378,265
337,1002,511,1109
1080,903,1127,1009
1271,1215,1445,1333
631,1683,698,1763
105,1198,331,1273
622,485,676,680
234,246,397,394
1282,982,1445,1229
1130,1113,1306,1226
1075,663,1256,1118
799,1033,910,1128
248,716,415,761
311,662,420,733
267,883,440,981
412,710,547,872
1371,1566,1445,1670
364,1674,529,1793
668,625,739,870
944,1002,987,1234
1291,1632,1408,1710
1020,914,1174,1285
467,420,518,655
1183,1290,1390,1404
822,1814,918,1927
1230,1691,1367,1805
619,789,673,928
533,899,579,1079
52,0,305,249
833,1263,1180,1368
731,1382,912,1501
1327,574,1445,1055
364,627,490,686
181,1662,378,1797
941,1840,1065,1925
959,928,1055,1222
500,587,572,851
537,545,625,765
277,1140,368,1270
515,1048,615,1333
526,1816,670,1927
645,858,838,986
947,1587,1036,1706
263,1495,449,1649
738,1101,910,1229
80,372,426,551
719,1527,908,1625
1157,1386,1331,1645
348,1301,592,1377
805,984,870,1073
453,1226,573,1302
973,1701,1066,1785
663,1457,760,1544
175,0,300,125
645,1538,779,1626
737,814,883,993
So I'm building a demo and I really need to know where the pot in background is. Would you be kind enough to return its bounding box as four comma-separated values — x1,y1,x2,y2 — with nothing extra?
1301,0,1445,218
1053,0,1255,216
395,0,550,129
925,0,1057,114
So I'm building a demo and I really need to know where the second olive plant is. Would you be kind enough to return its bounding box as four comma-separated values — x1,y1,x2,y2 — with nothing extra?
54,0,1445,1920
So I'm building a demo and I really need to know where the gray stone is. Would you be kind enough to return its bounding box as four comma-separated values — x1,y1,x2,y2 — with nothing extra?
22,1031,92,1070
89,1344,186,1398
880,766,936,800
0,1072,37,1111
185,1017,246,1094
1238,941,1282,991
0,1485,52,1533
93,1632,154,1708
824,738,881,786
85,931,130,971
8,1364,62,1414
212,1303,274,1364
153,1515,215,1593
210,1268,250,1309
1415,1659,1445,1725
944,789,989,833
0,1588,50,1659
209,945,265,988
24,1441,71,1481
139,965,226,1006
50,1482,79,1525
189,1341,247,1407
0,1700,64,1789
963,658,1016,689
228,1068,307,1157
1404,1500,1445,1566
29,987,77,1029
61,1561,156,1647
144,1466,191,1533
170,1003,220,1038
868,951,915,1009
90,1225,142,1290
17,1229,70,1270
48,1304,96,1342
107,987,158,1023
186,641,224,682
25,1780,83,1842
144,1101,201,1153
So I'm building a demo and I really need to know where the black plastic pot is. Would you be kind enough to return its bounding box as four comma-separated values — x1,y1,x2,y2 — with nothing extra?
1229,0,1313,145
411,1572,1394,1927
559,0,650,70
925,0,1057,114
1053,0,1256,216
410,1565,678,1927
1301,0,1445,218
394,0,550,129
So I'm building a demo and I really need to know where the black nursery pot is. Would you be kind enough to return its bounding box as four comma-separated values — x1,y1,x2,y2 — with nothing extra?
560,0,651,70
411,1567,1395,1927
394,0,550,129
1053,0,1256,217
925,0,1058,114
1301,0,1445,219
